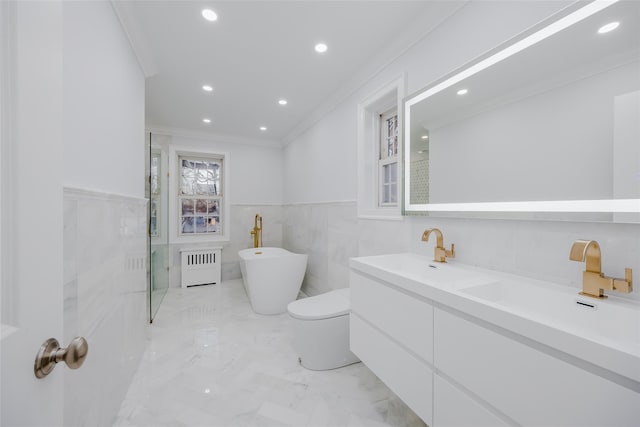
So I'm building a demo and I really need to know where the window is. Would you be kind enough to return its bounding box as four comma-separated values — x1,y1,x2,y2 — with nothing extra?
178,155,223,235
356,73,405,220
150,150,161,237
378,108,398,207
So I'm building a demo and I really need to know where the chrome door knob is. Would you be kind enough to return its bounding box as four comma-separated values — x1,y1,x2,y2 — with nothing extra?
34,337,88,379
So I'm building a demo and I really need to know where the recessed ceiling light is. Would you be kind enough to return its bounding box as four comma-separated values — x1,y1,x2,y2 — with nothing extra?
314,43,328,53
278,99,288,105
457,89,468,96
201,9,218,22
598,21,619,34
202,118,211,124
421,135,429,140
202,85,213,92
259,126,267,131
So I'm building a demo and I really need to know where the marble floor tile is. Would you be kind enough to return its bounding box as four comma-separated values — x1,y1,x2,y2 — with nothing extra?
114,280,427,427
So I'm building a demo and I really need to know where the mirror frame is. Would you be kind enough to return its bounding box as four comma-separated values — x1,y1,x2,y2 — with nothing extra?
403,0,640,218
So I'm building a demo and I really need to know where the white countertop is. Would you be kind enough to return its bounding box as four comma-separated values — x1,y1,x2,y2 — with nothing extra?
349,253,640,385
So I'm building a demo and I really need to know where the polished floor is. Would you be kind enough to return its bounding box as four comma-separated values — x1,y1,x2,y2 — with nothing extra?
114,280,426,427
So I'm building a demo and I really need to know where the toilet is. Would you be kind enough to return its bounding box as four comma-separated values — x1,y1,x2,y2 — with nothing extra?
287,288,360,370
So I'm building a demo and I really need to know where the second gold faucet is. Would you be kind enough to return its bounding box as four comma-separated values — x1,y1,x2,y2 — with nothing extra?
422,228,455,263
569,239,632,299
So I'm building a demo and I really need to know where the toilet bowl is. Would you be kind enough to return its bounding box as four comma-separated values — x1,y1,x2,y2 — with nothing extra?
287,288,360,370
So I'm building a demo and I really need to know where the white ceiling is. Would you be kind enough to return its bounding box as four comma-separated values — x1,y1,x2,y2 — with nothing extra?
117,1,462,145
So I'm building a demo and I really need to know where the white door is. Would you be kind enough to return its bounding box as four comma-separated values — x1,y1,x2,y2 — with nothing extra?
1,1,73,425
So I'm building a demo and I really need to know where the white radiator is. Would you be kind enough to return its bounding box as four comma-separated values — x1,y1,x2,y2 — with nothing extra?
180,247,222,288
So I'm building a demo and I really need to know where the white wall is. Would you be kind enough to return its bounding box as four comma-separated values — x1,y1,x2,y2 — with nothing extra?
284,0,573,204
59,2,147,426
63,1,145,198
151,132,285,285
166,133,284,205
282,0,640,302
283,101,357,203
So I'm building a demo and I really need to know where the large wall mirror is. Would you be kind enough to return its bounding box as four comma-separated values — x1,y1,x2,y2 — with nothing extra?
404,0,640,222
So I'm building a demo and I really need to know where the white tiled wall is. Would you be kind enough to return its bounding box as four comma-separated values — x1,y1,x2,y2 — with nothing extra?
63,188,147,426
282,201,640,303
409,216,640,302
283,202,413,296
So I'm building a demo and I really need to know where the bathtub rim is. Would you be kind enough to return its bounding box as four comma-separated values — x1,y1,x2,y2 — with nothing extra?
238,247,306,261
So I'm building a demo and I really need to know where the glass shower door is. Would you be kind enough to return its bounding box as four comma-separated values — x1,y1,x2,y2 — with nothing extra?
147,132,170,322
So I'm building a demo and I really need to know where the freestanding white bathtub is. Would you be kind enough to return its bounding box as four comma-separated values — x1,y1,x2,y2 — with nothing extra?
238,247,308,315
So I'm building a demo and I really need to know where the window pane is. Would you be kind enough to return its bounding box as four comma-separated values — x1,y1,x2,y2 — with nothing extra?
181,199,194,215
385,114,398,157
207,216,220,233
389,162,397,184
181,159,194,195
207,200,218,214
195,216,207,233
390,183,397,203
150,198,158,237
383,184,390,204
195,162,209,194
211,163,220,195
195,199,207,214
151,154,160,195
181,157,221,196
383,163,397,185
181,217,194,233
209,200,221,233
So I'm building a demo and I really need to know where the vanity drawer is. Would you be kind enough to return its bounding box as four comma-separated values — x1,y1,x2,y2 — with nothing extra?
434,308,640,426
350,313,433,425
433,374,510,427
350,271,433,363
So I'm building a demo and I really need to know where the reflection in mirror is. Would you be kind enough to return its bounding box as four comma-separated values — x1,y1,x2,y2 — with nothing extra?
404,0,640,221
410,130,429,205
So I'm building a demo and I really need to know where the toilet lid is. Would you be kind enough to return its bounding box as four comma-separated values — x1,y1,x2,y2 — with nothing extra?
287,288,350,320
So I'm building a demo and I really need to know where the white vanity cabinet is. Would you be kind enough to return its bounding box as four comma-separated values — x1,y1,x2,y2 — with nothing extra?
434,307,640,427
350,270,509,427
433,374,510,427
349,257,640,427
350,271,434,425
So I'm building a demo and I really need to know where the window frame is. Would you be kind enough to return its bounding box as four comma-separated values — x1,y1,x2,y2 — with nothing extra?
177,154,223,236
356,73,406,220
169,146,231,244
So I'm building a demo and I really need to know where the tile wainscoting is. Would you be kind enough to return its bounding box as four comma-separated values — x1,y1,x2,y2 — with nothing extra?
164,199,639,304
283,201,413,297
282,201,640,304
63,188,147,426
409,216,640,302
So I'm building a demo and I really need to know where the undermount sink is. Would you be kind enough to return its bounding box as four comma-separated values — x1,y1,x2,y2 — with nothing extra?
350,253,494,289
461,280,640,346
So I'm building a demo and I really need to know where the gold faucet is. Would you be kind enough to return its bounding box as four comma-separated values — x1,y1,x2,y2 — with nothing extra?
421,228,455,263
250,213,262,248
569,239,632,299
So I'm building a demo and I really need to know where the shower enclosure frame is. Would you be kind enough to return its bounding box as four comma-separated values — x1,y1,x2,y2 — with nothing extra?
146,132,170,322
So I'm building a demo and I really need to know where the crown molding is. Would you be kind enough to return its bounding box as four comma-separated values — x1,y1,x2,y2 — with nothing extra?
147,125,283,149
110,0,158,78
